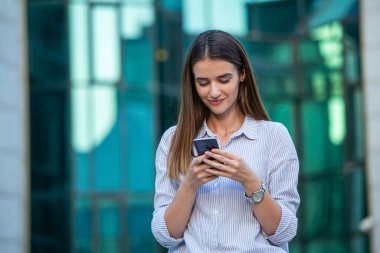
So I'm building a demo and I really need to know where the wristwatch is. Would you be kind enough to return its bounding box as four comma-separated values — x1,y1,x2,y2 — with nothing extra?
245,182,266,204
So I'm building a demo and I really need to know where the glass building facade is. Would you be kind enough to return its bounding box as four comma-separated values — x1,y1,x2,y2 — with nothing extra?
28,0,367,252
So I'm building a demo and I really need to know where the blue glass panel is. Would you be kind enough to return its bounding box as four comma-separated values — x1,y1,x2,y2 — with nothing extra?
124,91,155,192
74,199,91,253
127,202,155,252
99,201,120,253
123,38,153,86
74,152,90,191
93,86,121,191
94,122,121,190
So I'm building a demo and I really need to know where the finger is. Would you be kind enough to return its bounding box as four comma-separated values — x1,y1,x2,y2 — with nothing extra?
203,158,231,172
205,151,230,165
193,163,212,173
210,149,239,160
191,154,206,166
205,168,230,178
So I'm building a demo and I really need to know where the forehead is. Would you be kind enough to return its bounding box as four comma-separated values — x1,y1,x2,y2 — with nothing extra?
192,58,237,77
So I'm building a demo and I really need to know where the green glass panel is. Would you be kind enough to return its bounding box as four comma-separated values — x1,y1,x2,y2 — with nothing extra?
308,240,348,253
345,169,367,233
249,41,293,66
303,175,345,239
299,39,323,64
257,76,296,98
349,234,369,253
289,242,301,253
247,0,298,35
301,99,343,173
268,100,295,140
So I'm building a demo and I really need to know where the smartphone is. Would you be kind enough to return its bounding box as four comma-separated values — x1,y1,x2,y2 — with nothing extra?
193,137,220,157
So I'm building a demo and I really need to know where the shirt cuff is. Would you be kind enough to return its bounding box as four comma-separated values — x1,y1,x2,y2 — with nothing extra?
264,204,297,246
152,208,184,248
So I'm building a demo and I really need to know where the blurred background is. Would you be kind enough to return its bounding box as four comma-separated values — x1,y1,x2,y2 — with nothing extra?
0,0,379,252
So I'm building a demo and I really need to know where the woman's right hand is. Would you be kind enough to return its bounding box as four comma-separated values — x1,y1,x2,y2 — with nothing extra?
182,154,218,190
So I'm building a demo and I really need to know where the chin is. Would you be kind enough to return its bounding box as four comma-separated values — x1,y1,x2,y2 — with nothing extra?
209,109,227,116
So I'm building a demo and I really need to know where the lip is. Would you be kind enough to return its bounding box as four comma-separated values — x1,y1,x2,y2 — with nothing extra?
208,99,224,105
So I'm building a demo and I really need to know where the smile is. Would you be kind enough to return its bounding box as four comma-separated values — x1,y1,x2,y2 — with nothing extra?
208,99,224,105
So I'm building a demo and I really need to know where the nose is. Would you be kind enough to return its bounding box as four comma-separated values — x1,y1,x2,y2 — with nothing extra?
210,83,221,98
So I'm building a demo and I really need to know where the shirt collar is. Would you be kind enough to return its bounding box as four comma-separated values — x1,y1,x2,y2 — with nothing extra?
196,116,258,140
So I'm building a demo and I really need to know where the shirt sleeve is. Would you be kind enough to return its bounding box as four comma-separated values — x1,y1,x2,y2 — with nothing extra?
151,127,184,248
264,123,300,246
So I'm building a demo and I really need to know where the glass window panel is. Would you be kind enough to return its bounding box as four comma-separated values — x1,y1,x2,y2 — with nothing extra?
92,5,121,82
345,168,367,233
249,41,293,66
159,0,182,10
345,45,360,83
71,86,92,191
69,2,90,85
93,86,120,190
74,199,92,253
307,240,348,253
289,242,301,253
183,0,248,36
267,100,295,140
247,0,297,35
28,3,69,87
124,90,155,192
127,203,156,252
257,76,296,98
301,100,343,173
99,201,120,253
349,235,369,253
121,3,154,40
299,39,323,64
352,88,364,160
123,38,153,86
303,175,345,239
31,192,69,253
71,85,120,191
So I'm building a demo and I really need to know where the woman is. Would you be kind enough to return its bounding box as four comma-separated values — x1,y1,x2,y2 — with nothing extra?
152,30,300,253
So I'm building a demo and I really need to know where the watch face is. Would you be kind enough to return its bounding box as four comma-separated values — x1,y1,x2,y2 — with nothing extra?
252,191,264,202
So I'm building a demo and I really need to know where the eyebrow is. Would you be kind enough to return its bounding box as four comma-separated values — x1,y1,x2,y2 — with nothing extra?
194,73,233,80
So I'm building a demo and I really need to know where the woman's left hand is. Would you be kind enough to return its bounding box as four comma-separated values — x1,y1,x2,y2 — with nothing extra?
203,149,261,190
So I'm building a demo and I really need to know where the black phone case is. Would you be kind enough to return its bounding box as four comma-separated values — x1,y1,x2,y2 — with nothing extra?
193,138,219,156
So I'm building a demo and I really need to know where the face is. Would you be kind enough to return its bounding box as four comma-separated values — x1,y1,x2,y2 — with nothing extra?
193,58,245,118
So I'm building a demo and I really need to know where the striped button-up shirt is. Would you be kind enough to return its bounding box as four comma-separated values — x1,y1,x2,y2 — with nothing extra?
152,116,300,253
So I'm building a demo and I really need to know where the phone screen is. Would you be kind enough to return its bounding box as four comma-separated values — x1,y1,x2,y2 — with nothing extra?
193,137,219,156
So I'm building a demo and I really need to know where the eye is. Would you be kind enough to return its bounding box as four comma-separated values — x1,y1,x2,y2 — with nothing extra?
219,79,230,84
197,80,209,86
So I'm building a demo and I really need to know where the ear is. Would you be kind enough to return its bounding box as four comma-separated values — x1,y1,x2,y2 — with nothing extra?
240,69,246,82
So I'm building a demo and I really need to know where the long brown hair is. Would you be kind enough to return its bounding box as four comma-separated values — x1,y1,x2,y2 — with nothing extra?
168,30,269,179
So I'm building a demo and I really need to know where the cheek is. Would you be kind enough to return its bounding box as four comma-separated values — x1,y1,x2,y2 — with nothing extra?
195,86,208,97
226,84,240,97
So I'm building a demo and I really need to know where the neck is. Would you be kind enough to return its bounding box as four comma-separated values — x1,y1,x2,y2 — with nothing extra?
207,110,245,140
